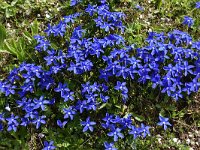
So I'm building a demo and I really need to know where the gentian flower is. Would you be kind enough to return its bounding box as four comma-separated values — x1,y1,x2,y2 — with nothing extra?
32,115,46,129
90,82,100,92
0,123,3,131
107,126,124,141
0,113,5,122
57,120,67,128
81,117,96,132
102,113,114,129
135,4,144,11
140,123,151,138
114,81,128,93
34,35,45,43
181,61,194,76
35,40,51,52
182,16,194,27
129,125,141,139
20,118,30,127
63,107,76,120
104,142,117,150
42,141,56,150
75,100,88,113
196,1,200,8
6,114,19,132
70,0,82,6
100,94,109,103
188,78,200,92
62,91,74,102
54,82,70,96
157,116,172,130
33,96,50,111
120,115,132,129
100,0,107,4
85,4,97,16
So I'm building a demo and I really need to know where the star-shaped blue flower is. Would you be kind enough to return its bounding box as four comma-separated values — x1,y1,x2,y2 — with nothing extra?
157,116,172,130
81,117,96,132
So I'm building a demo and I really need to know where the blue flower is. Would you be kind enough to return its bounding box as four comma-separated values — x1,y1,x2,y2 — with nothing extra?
120,115,132,129
63,14,77,24
79,60,93,72
0,113,5,122
24,106,39,119
114,81,128,93
104,142,117,150
129,125,141,139
140,123,151,138
85,93,98,103
0,123,3,131
181,61,194,76
44,24,55,36
6,114,19,132
70,0,82,6
52,21,66,37
111,115,122,124
183,16,194,27
32,115,46,129
101,83,108,92
62,91,74,102
67,62,82,74
57,120,67,128
34,35,45,43
188,78,200,92
20,118,30,127
100,94,109,103
107,126,124,141
196,2,200,8
102,113,114,129
135,4,144,11
106,61,120,75
157,116,172,130
81,82,91,94
172,90,183,100
54,82,70,96
0,82,16,96
75,100,88,113
63,107,76,120
33,96,50,111
35,39,51,52
116,66,130,79
42,141,56,150
85,4,97,16
90,82,100,92
100,0,107,4
81,117,96,132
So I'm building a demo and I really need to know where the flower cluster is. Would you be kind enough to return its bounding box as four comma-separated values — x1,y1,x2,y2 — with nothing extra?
0,0,199,149
102,113,150,142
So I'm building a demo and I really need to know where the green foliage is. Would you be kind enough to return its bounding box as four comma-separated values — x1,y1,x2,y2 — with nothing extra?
0,24,6,49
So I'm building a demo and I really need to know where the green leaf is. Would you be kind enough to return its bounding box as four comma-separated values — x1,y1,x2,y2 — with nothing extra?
3,38,27,61
98,103,107,110
31,19,39,36
5,7,15,18
0,24,6,49
23,31,32,41
11,0,19,6
132,113,145,122
4,39,18,55
0,1,10,9
155,0,162,9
